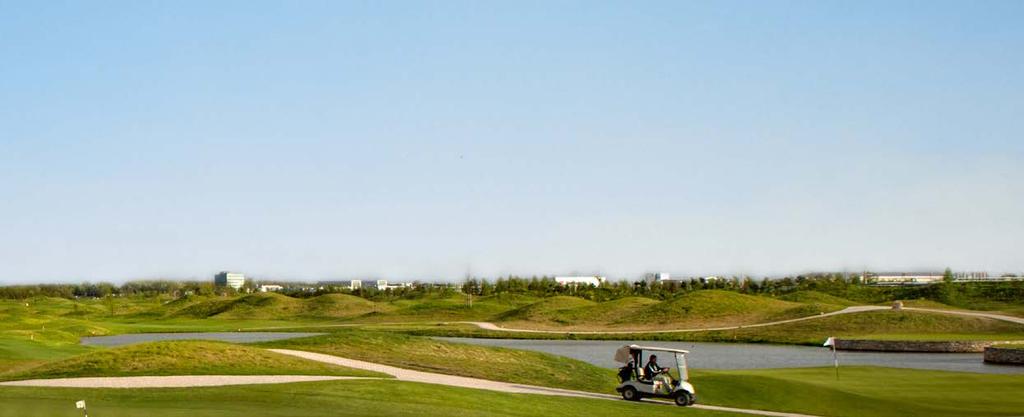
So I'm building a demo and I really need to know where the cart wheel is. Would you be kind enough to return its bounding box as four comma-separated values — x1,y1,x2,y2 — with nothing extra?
673,392,692,406
621,386,641,401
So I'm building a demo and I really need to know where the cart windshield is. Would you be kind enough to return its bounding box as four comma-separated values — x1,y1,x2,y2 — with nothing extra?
675,352,689,381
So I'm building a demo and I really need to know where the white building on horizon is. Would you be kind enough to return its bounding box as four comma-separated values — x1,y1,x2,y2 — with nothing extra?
554,276,606,287
214,272,246,290
863,272,944,286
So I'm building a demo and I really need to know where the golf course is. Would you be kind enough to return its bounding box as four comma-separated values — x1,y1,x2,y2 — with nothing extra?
1,283,1023,417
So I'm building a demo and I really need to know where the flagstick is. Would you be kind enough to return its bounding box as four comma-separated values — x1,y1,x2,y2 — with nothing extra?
831,340,839,381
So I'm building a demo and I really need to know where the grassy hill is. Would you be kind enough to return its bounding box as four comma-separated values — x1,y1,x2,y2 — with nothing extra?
488,291,851,331
621,290,844,329
360,293,538,322
778,290,858,306
0,340,386,381
169,293,387,320
259,330,618,393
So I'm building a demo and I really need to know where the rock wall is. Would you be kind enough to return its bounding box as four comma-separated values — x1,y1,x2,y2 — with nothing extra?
984,347,1024,365
834,339,1011,353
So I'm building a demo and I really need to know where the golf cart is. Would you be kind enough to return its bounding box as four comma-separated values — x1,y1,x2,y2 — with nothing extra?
614,344,696,406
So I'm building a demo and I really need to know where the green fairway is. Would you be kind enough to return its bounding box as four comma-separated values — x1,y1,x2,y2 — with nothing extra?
259,330,619,393
693,366,1024,417
0,380,741,417
0,340,385,381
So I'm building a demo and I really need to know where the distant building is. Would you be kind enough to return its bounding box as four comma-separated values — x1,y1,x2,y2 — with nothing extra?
953,272,992,282
554,276,606,287
645,272,684,284
214,272,246,290
259,284,283,292
863,272,943,286
349,280,362,291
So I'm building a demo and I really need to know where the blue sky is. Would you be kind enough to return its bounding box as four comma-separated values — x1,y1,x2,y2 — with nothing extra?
2,1,1022,283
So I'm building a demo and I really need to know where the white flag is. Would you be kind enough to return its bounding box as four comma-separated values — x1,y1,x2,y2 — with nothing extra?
75,400,86,409
823,337,834,347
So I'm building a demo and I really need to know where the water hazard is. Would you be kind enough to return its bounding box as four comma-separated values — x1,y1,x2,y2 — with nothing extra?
80,332,322,347
440,338,1024,375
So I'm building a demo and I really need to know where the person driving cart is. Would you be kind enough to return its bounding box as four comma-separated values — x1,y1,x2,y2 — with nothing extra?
644,355,672,393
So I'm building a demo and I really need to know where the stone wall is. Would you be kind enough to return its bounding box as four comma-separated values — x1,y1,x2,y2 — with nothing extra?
984,346,1024,365
834,339,1012,353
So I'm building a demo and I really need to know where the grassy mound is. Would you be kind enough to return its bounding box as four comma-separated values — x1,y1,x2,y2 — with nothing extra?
623,290,811,328
496,296,660,328
172,293,306,319
496,296,596,322
259,330,618,393
370,293,530,322
303,294,382,318
0,340,386,381
694,366,1024,417
778,291,857,306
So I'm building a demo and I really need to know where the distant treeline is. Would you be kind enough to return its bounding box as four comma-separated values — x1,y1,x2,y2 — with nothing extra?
2,274,1022,309
0,280,236,299
452,274,1024,306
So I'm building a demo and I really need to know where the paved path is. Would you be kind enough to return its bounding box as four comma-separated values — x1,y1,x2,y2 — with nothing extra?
271,348,819,417
0,375,369,388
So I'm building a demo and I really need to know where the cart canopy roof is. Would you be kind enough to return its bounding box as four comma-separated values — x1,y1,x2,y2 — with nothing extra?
614,344,689,363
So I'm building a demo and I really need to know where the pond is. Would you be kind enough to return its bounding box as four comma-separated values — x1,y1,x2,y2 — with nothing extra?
80,332,322,347
440,338,1024,375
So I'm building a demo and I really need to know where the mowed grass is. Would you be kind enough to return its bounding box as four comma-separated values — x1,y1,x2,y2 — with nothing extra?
693,366,1024,417
0,380,742,417
259,330,619,393
0,340,386,381
992,342,1024,349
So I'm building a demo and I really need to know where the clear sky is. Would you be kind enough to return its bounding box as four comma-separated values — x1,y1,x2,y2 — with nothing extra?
2,1,1022,283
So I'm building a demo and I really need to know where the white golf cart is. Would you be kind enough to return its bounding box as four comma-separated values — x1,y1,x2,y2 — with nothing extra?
614,344,696,406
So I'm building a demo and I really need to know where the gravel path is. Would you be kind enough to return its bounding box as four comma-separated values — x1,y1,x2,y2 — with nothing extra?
0,375,370,388
271,349,820,417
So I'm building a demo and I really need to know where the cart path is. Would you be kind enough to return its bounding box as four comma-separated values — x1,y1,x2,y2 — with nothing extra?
270,348,820,417
0,375,371,388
